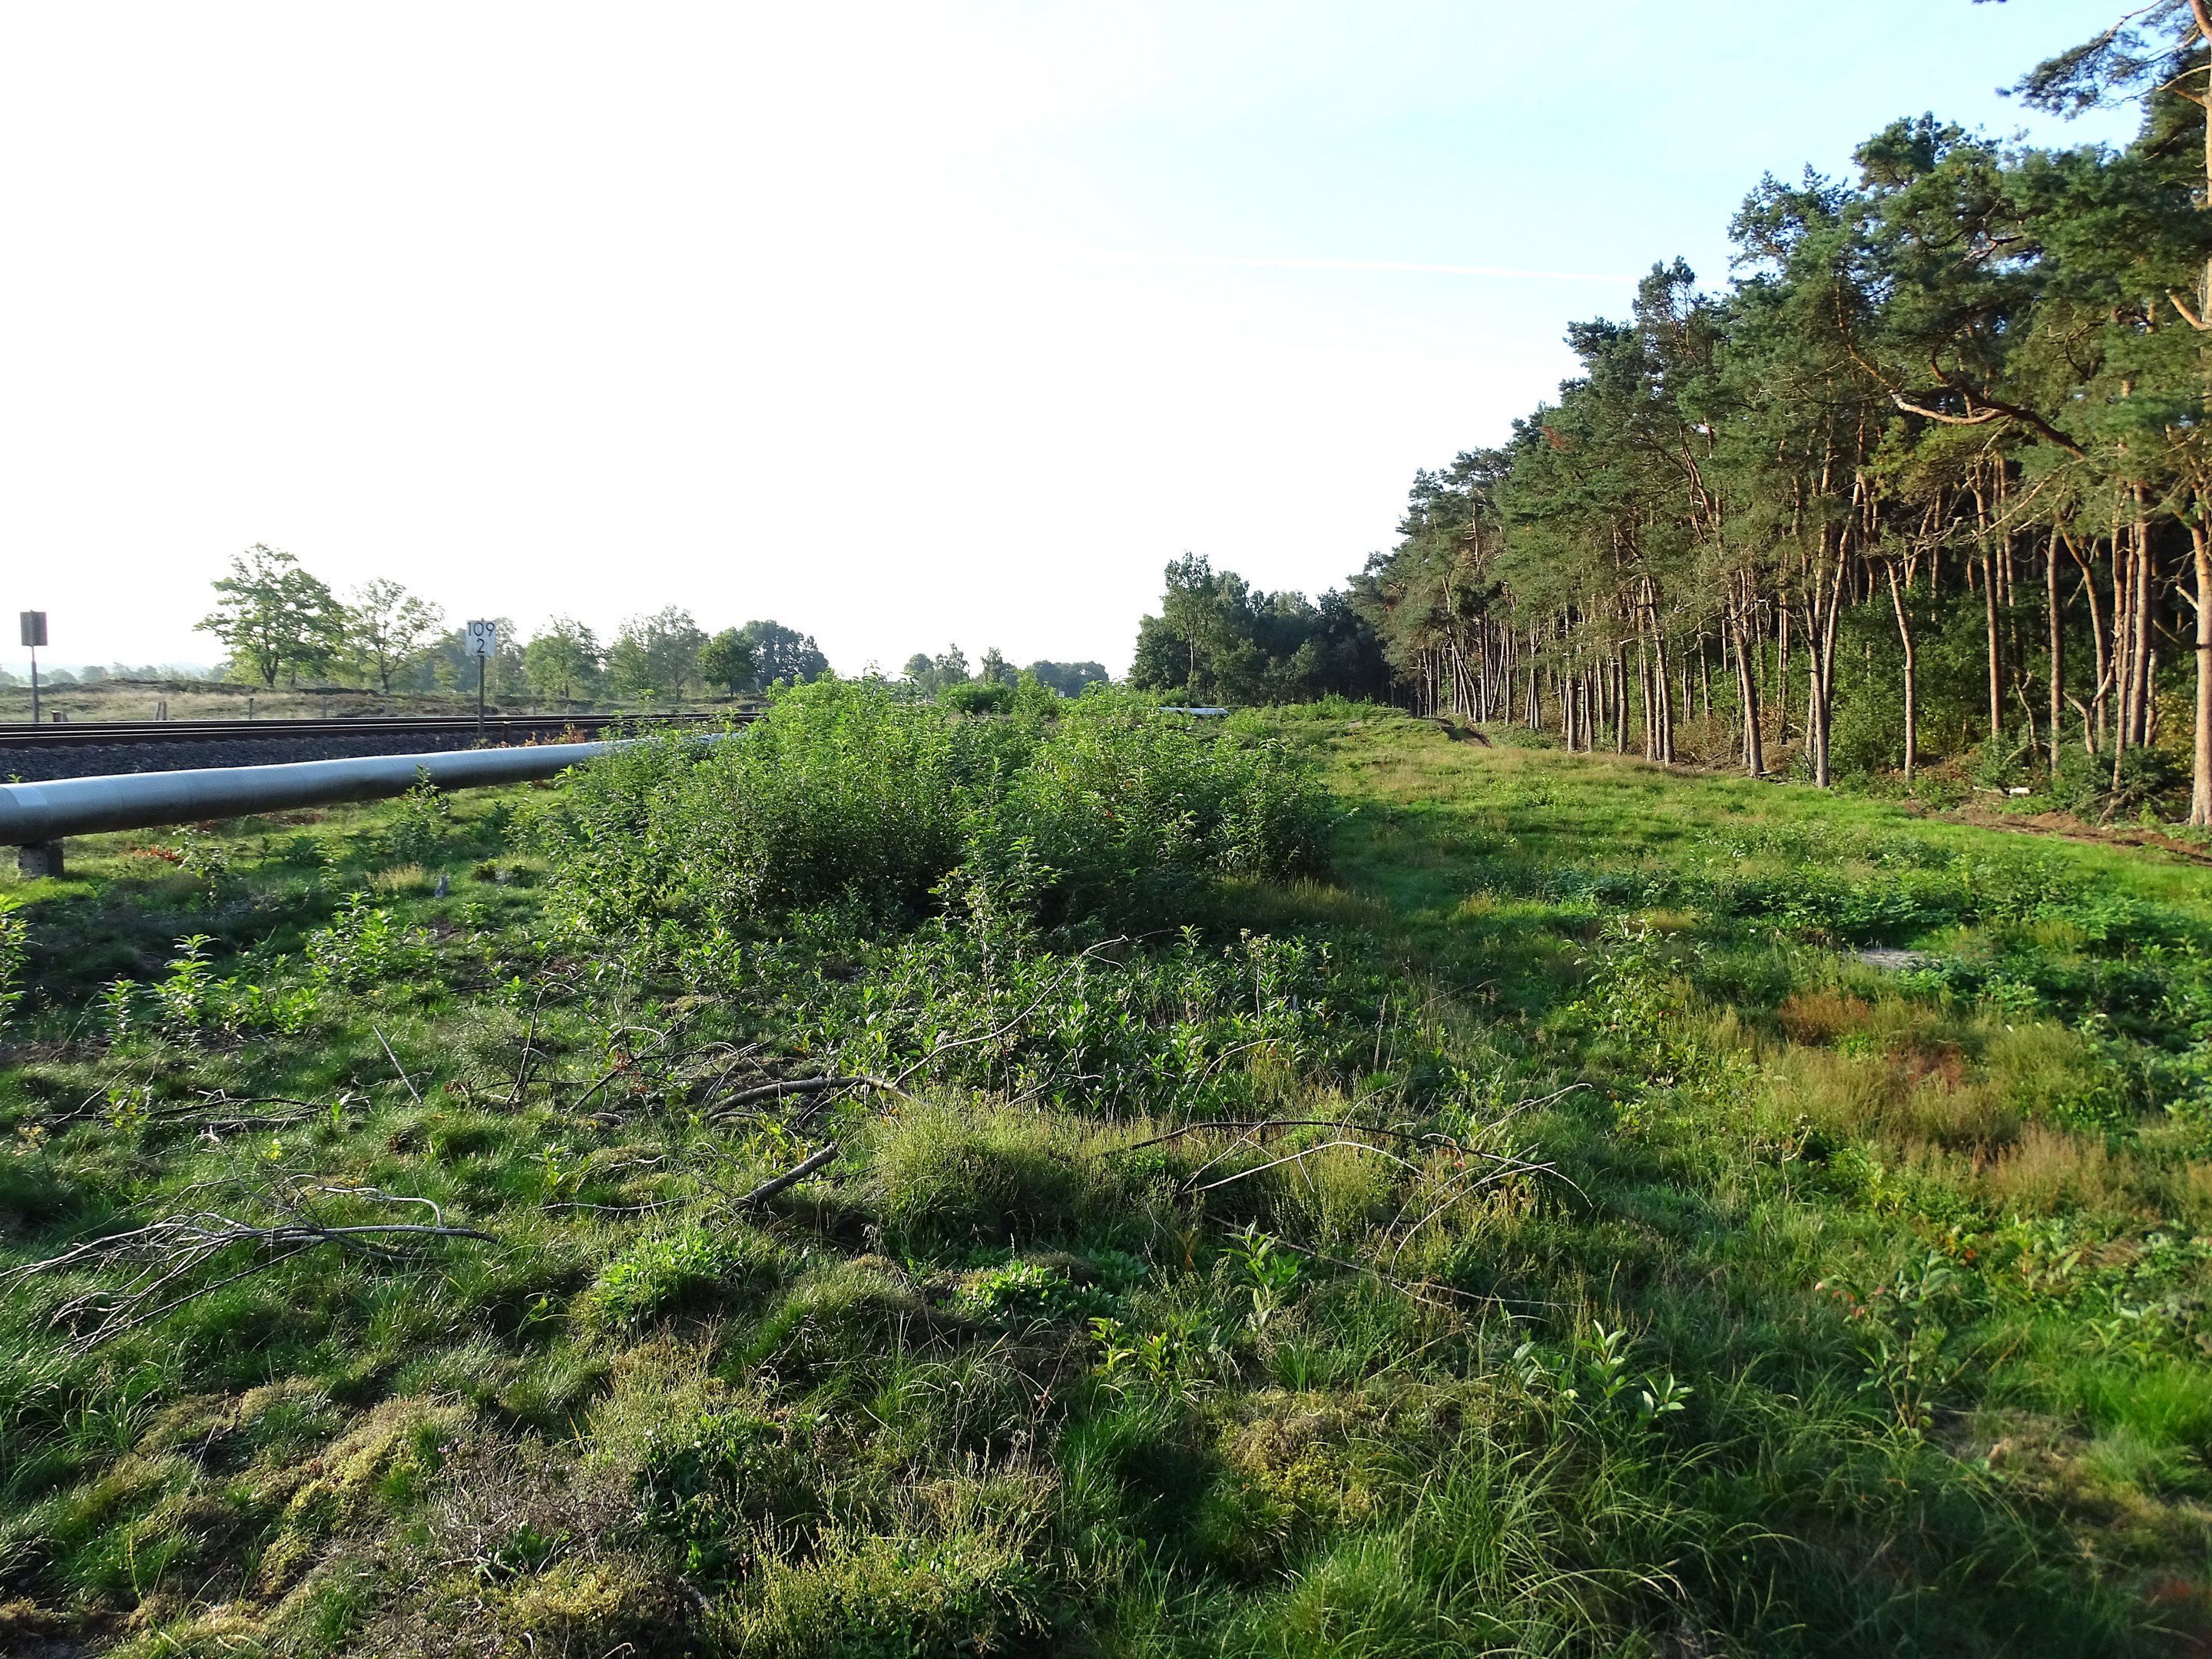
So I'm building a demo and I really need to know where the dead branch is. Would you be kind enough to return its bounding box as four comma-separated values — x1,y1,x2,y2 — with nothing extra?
889,936,1130,1089
1182,1138,1425,1196
704,1074,901,1115
374,1026,422,1104
1124,1117,1443,1153
506,985,548,1107
1125,1112,1581,1220
733,1142,839,1209
2,1180,494,1350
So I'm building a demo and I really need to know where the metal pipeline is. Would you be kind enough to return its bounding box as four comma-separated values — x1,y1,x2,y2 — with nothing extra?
2,740,622,873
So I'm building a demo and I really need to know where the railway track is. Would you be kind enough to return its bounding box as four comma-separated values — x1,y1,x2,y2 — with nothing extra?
0,710,747,750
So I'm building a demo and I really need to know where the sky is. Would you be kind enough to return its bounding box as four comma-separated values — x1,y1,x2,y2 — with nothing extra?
0,2,2147,677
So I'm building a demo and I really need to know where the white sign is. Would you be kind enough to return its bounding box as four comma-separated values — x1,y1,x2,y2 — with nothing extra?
464,620,498,658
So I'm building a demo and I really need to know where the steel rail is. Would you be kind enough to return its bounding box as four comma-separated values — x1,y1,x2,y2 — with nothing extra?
0,738,668,874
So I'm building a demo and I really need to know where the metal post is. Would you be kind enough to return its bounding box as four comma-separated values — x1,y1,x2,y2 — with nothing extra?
465,620,497,743
20,611,46,727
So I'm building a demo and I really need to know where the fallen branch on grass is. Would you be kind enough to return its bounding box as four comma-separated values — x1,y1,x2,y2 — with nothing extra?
374,1026,422,1104
888,937,1130,1090
1,1181,493,1350
1181,1137,1428,1197
733,1142,839,1209
1128,1111,1581,1204
704,1074,901,1115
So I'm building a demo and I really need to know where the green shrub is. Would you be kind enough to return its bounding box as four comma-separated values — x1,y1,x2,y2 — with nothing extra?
306,896,430,992
0,909,25,1033
1000,691,1330,929
530,680,988,934
639,1407,819,1582
532,680,1328,938
940,680,1015,716
383,774,452,863
588,1225,780,1326
743,1260,925,1384
720,1481,1055,1658
954,1260,1110,1326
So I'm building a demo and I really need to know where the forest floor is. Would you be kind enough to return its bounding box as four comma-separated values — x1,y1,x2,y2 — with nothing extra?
0,710,2208,1656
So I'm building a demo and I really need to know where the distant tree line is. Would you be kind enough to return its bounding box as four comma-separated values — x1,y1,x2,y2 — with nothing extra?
0,662,218,689
1128,555,1389,705
1135,5,2212,823
899,644,1108,710
191,544,826,706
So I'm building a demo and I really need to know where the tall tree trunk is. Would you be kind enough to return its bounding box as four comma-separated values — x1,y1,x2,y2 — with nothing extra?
1886,558,1917,785
1805,540,1845,790
1774,601,1790,745
2131,489,2155,747
2112,548,2131,790
2067,534,2110,753
1983,549,2003,748
2112,510,2133,761
1730,578,1765,777
2046,533,2065,781
2194,521,2212,826
1619,650,1637,760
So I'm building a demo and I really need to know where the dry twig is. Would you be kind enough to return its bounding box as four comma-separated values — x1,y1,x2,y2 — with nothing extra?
733,1143,839,1209
2,1178,493,1350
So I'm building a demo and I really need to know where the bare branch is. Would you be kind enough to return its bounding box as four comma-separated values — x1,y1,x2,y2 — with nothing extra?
889,936,1130,1089
704,1074,901,1114
374,1027,422,1104
2,1181,493,1350
733,1142,840,1209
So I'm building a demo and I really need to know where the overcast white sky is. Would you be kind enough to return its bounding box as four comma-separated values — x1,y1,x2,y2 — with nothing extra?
0,2,2141,677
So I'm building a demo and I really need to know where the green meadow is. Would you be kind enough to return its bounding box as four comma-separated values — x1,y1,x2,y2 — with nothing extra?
2,689,2207,1656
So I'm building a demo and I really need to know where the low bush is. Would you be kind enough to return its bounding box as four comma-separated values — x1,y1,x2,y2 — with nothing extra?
531,680,1330,938
639,1406,820,1582
588,1226,781,1327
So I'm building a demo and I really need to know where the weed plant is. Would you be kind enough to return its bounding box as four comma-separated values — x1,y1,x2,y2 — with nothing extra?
0,694,2207,1654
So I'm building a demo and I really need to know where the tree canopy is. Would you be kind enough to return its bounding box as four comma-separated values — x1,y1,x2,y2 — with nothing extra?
1129,555,1389,705
1174,5,2212,823
196,545,346,688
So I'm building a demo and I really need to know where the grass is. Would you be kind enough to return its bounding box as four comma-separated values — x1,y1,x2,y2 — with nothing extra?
1,699,2209,1654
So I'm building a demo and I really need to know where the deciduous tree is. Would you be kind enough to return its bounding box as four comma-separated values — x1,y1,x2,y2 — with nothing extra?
345,579,444,695
523,617,602,705
697,628,758,697
196,545,346,688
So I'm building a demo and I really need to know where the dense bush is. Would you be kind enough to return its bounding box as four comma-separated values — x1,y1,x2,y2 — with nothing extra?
588,1224,782,1326
532,680,1330,937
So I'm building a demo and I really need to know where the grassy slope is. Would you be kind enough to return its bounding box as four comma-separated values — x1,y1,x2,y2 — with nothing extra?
0,714,2208,1656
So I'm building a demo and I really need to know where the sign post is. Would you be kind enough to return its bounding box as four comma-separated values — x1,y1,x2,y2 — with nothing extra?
465,620,498,741
19,612,47,726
